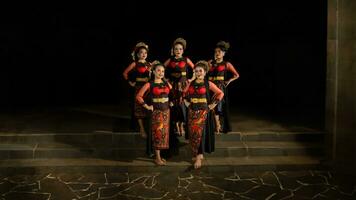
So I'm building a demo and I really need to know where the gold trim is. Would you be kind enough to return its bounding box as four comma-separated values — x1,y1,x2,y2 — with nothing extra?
171,72,186,78
210,76,224,81
152,97,169,103
136,78,148,82
191,98,207,103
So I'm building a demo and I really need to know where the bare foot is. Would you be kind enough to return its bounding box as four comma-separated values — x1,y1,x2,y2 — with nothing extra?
154,159,166,166
215,124,221,135
194,158,202,169
140,129,147,139
180,129,185,137
176,123,181,136
180,124,185,136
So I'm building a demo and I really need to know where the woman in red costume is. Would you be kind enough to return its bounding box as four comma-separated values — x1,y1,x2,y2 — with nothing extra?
136,61,172,166
208,41,240,134
184,60,224,169
164,38,194,136
123,42,151,139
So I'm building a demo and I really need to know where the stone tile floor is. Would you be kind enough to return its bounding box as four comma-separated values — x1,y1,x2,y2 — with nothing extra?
0,170,355,200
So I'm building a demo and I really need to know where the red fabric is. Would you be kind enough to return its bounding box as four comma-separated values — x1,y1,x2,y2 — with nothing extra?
196,87,206,95
152,86,170,96
188,85,206,95
152,110,170,150
188,86,195,95
216,65,225,72
188,109,208,156
137,66,147,73
210,65,225,72
169,61,186,68
169,61,176,68
178,61,186,68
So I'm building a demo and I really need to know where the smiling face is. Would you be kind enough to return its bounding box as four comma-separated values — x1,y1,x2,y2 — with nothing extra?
194,66,206,80
173,43,184,58
154,65,165,79
136,48,148,61
214,47,225,60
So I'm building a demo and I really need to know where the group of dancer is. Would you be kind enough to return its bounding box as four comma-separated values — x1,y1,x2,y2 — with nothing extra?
122,38,240,169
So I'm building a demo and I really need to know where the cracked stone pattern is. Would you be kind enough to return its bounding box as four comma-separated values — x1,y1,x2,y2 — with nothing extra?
0,170,355,199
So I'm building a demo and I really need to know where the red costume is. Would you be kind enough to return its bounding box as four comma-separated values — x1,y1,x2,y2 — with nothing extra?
184,80,224,156
136,81,171,150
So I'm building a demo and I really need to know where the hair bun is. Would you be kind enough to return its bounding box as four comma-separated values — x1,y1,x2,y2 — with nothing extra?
195,60,209,72
131,42,149,61
173,37,187,49
216,41,230,52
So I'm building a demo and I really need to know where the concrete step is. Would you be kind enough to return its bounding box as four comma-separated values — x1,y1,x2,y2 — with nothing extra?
0,156,325,174
0,131,325,146
0,140,324,160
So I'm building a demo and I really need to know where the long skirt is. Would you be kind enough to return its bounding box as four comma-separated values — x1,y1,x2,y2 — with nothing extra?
212,82,231,133
134,86,147,119
213,82,225,115
170,81,187,123
151,109,170,150
188,109,208,157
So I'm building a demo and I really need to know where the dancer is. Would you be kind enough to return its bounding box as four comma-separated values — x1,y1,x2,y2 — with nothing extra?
123,42,151,138
136,61,172,166
164,37,194,136
208,41,239,134
184,60,224,169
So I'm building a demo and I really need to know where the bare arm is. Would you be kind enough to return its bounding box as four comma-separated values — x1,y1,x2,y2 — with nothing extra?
225,62,240,86
186,58,194,69
209,81,224,101
183,80,192,93
167,82,172,90
136,82,150,104
136,83,153,111
186,58,195,82
183,81,192,107
163,58,171,67
122,62,136,80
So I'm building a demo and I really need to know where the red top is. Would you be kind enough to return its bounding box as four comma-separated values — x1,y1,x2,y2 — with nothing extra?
208,60,240,77
152,86,170,96
164,57,194,69
188,85,206,95
184,80,224,101
136,82,172,104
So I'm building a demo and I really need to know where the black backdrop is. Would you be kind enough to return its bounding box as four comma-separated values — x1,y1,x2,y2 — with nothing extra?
1,1,326,121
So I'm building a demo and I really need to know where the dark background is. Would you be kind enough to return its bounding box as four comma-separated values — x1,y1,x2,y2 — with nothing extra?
1,1,327,125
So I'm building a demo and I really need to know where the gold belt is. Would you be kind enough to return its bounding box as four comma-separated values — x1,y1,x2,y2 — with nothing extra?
136,77,148,82
209,76,224,81
171,72,186,78
152,97,169,103
191,98,207,103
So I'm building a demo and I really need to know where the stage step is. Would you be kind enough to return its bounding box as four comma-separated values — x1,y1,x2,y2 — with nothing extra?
0,156,325,174
0,131,326,171
0,140,323,160
0,131,325,145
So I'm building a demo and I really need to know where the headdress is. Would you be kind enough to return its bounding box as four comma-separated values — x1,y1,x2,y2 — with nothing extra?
216,41,230,52
195,60,209,72
131,42,149,61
